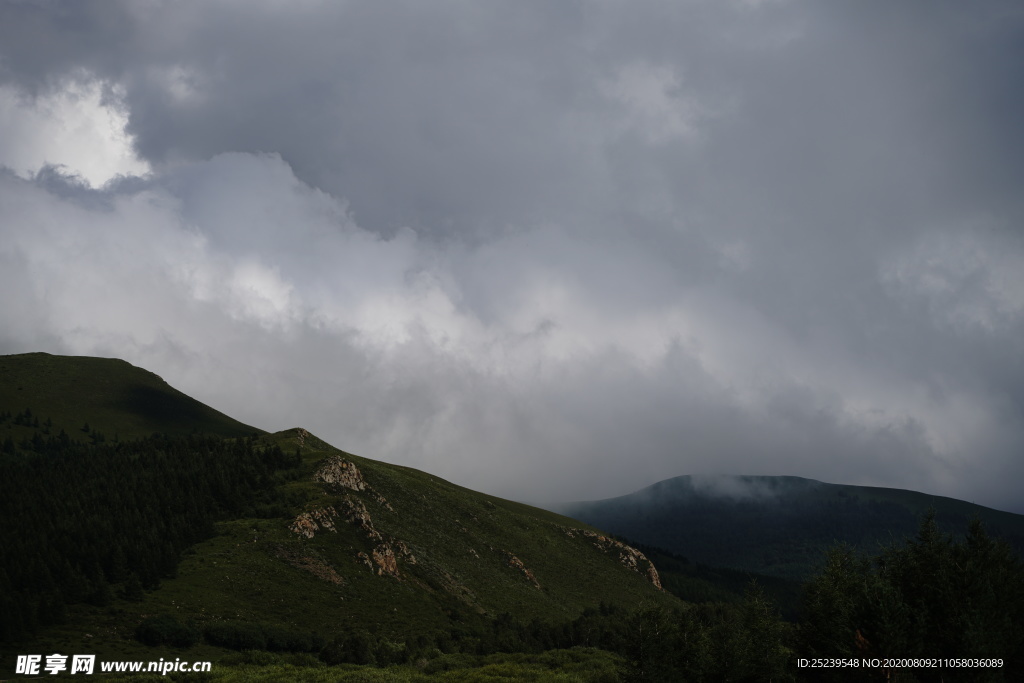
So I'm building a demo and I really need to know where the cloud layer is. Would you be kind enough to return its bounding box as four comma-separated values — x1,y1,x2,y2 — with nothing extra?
1,1,1022,511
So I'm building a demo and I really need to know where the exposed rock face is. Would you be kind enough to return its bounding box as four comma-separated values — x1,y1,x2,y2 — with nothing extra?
289,453,413,582
339,495,383,541
504,551,541,589
614,544,663,590
351,541,414,578
587,532,663,590
372,544,399,577
313,455,396,509
315,456,368,491
394,540,417,565
560,526,663,591
356,551,373,572
288,507,339,539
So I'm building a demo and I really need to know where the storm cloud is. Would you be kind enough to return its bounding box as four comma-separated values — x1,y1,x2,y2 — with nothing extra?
1,1,1022,512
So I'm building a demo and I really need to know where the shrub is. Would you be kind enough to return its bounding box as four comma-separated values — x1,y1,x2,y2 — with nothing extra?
135,614,200,647
203,620,267,651
320,630,378,666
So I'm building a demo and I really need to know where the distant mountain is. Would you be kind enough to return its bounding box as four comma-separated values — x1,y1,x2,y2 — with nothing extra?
558,474,1024,580
0,353,674,665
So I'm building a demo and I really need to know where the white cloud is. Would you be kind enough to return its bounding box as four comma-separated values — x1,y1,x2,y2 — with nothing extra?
0,78,150,187
0,153,989,505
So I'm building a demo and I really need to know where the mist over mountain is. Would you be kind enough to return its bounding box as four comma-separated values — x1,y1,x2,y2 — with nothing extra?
3,353,1023,679
559,474,1024,580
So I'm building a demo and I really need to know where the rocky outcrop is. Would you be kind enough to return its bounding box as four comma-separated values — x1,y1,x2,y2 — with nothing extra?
356,551,373,572
615,544,663,590
288,507,339,539
315,456,368,491
394,540,417,565
339,495,383,541
334,496,417,578
290,455,411,580
559,526,663,591
372,544,399,577
504,551,541,589
314,455,395,510
353,541,415,578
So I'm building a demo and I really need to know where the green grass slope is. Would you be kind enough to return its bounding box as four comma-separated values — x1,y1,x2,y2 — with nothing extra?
0,352,261,440
2,353,675,669
559,474,1024,580
163,429,665,629
10,428,675,665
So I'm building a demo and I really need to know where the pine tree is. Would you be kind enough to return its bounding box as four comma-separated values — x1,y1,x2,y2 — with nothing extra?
800,513,1024,680
122,572,145,602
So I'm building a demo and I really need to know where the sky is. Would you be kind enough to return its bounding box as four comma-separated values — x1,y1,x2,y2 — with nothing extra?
1,1,1023,513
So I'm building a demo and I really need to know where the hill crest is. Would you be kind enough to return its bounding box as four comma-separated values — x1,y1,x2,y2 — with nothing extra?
559,473,1024,580
0,351,260,440
0,353,674,662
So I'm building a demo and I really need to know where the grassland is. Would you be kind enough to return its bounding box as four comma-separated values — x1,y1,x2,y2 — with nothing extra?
3,352,1022,681
1,353,675,676
0,352,260,441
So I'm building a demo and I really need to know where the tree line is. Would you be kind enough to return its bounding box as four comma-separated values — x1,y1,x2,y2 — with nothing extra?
125,514,1024,681
0,428,302,642
2,406,1020,679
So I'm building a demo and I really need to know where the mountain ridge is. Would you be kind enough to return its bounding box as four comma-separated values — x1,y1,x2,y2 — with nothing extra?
0,351,261,440
5,352,1022,679
0,352,675,667
558,473,1024,580
574,473,1019,514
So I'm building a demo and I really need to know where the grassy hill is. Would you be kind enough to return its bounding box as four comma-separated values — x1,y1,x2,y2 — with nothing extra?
4,354,1021,680
558,474,1024,580
0,353,675,674
0,352,260,441
125,428,672,636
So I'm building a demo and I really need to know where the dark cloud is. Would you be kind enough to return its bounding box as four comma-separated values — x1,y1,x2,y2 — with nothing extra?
1,1,1022,513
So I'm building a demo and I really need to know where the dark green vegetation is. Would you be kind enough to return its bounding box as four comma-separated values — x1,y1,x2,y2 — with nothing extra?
560,474,1024,580
620,516,1024,682
0,431,299,640
90,518,1024,682
633,542,804,620
0,352,260,442
0,353,673,677
798,514,1024,682
2,353,1021,681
